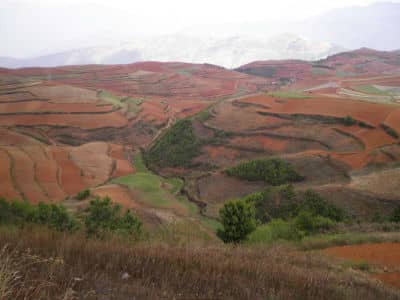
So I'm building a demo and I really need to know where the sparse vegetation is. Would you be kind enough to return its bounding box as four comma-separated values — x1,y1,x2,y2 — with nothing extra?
225,158,304,186
382,124,399,138
84,197,142,239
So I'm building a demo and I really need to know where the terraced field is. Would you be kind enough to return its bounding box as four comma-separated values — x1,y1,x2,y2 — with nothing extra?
0,142,134,203
1,49,400,225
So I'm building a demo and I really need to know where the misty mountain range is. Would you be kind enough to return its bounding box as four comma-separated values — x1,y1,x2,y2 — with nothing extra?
1,2,399,69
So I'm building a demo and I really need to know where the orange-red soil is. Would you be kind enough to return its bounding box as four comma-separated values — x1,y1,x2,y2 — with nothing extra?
324,243,400,289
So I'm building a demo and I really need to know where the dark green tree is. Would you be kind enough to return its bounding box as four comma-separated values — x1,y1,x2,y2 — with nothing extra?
218,199,257,243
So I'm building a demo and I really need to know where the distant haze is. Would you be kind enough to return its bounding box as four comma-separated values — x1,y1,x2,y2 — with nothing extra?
1,0,400,68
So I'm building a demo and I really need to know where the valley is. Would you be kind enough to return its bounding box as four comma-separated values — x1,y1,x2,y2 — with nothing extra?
1,48,400,298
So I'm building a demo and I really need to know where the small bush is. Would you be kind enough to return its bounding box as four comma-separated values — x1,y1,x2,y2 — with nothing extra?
226,158,303,186
390,206,400,223
217,199,256,243
294,211,335,234
343,115,356,126
84,197,142,239
76,189,90,200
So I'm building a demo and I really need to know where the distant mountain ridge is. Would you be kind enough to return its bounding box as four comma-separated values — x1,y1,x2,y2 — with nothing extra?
0,34,342,69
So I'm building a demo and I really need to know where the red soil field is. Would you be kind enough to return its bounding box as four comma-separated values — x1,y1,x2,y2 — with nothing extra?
139,101,168,124
208,101,289,132
0,101,114,114
92,184,137,209
51,147,86,195
230,136,290,152
324,243,400,289
167,99,210,119
27,85,100,103
332,152,392,169
324,243,400,267
334,126,397,150
0,92,39,102
203,145,239,161
0,128,40,145
384,109,400,137
4,146,49,203
0,111,128,129
241,95,394,127
0,149,21,200
24,146,66,202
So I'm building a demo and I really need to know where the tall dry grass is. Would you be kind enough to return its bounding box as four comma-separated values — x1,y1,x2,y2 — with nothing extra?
0,226,398,300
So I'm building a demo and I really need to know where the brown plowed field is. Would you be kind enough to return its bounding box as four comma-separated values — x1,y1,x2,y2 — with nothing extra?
0,101,114,114
240,95,393,127
208,101,290,132
0,149,21,200
0,92,39,102
69,142,113,187
334,126,396,150
27,85,100,103
4,146,49,203
0,111,128,129
349,167,400,199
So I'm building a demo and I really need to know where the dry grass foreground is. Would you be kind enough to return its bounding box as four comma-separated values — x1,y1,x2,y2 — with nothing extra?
0,227,399,300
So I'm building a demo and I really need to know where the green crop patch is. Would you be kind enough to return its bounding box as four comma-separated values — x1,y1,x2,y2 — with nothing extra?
146,119,201,168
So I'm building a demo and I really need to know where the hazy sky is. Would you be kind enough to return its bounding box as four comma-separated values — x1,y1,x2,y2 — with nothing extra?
1,0,399,57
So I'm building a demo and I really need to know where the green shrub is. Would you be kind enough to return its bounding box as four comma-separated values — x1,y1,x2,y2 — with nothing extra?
76,189,90,200
84,197,142,239
382,124,399,139
297,190,344,222
371,212,388,223
244,185,297,223
146,119,201,168
269,219,303,241
294,211,335,234
217,199,257,243
0,198,77,232
225,158,303,186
